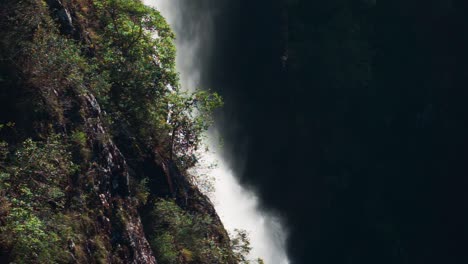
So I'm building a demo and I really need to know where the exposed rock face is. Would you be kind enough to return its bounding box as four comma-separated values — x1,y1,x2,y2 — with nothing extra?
46,0,74,35
81,92,156,264
37,4,158,259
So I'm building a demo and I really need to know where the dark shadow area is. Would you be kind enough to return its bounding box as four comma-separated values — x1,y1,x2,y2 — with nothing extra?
157,0,468,263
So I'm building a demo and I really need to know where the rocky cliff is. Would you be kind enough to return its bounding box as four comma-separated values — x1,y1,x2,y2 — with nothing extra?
0,0,244,263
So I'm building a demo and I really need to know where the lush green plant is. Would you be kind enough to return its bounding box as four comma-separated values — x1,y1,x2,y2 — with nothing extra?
0,135,77,263
92,235,110,264
230,229,265,264
71,129,87,146
134,177,150,205
2,0,93,124
91,0,178,143
152,232,178,264
166,89,223,168
0,141,8,163
0,206,64,263
89,0,223,166
10,135,78,208
1,0,231,262
70,129,92,162
148,199,232,264
230,229,252,263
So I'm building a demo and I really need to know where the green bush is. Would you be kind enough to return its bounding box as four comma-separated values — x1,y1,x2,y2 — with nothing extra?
134,177,150,205
0,135,77,263
152,232,178,264
148,199,231,264
1,207,64,263
230,229,265,264
166,89,223,168
70,129,92,162
148,199,264,264
89,0,222,170
71,130,87,146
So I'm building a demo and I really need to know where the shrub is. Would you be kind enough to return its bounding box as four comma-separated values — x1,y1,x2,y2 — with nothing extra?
151,232,178,264
0,135,77,263
148,199,231,264
89,0,223,171
70,129,92,162
0,207,64,263
10,135,78,209
134,177,150,205
71,130,87,146
166,89,223,169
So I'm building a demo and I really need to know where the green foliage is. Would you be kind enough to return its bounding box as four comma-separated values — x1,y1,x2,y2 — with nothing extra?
96,0,177,71
167,89,223,168
0,141,8,162
4,0,221,169
92,235,110,264
230,229,265,264
148,199,232,264
230,229,252,263
90,0,221,163
87,0,222,172
152,232,178,264
1,207,64,263
1,0,92,124
90,0,179,143
71,129,87,146
0,122,14,131
134,177,150,205
0,135,77,263
26,27,88,90
1,0,228,262
12,135,78,194
70,129,92,162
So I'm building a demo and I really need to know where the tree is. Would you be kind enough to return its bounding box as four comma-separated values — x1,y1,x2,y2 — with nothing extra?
231,229,265,264
166,89,223,168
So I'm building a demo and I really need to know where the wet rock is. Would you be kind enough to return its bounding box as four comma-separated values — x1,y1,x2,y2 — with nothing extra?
45,0,74,35
80,91,155,263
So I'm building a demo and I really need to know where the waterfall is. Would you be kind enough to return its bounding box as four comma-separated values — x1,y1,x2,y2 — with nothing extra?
144,1,290,263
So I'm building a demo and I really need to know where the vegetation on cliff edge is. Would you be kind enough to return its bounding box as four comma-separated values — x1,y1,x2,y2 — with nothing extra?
0,0,260,263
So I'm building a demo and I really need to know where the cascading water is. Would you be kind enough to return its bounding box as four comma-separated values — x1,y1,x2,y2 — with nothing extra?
144,1,290,263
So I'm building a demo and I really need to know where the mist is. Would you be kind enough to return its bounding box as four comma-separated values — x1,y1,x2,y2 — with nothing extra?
144,0,290,263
